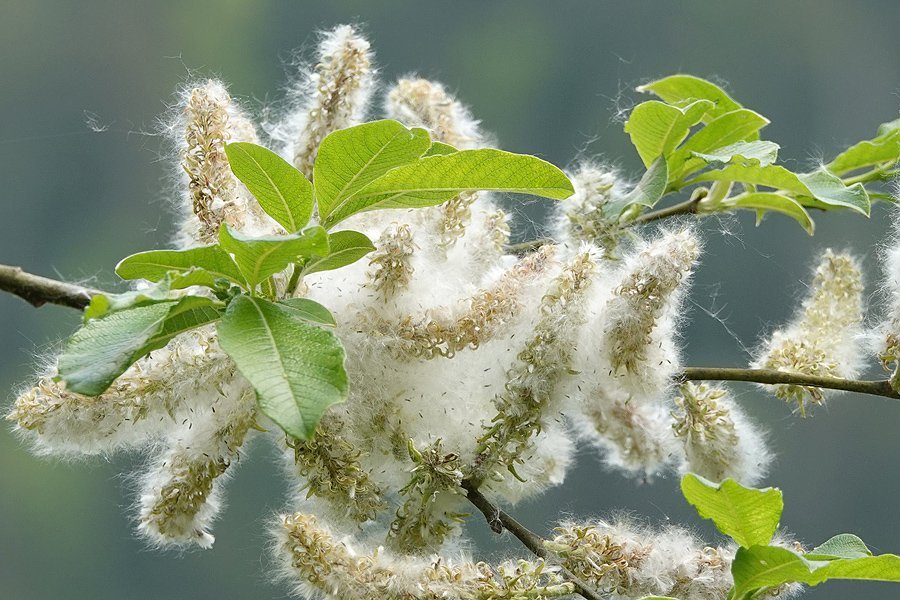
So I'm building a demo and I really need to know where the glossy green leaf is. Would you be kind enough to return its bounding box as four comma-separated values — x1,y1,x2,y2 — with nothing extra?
618,156,668,212
625,99,713,166
724,192,814,235
691,163,807,193
314,120,432,225
321,149,574,228
681,474,783,548
797,169,870,215
731,545,900,600
57,297,221,395
690,162,869,216
217,296,347,440
807,534,873,560
302,230,376,275
637,74,742,120
218,224,329,287
116,246,245,287
827,126,900,175
669,109,770,182
691,140,780,167
225,142,313,232
278,297,336,326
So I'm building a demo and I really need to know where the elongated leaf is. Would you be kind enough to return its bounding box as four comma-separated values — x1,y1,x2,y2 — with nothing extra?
691,164,869,216
218,224,329,287
135,298,223,357
302,230,375,275
669,109,770,181
725,192,814,235
625,99,713,166
691,163,808,194
807,534,872,560
637,75,742,120
217,296,347,440
225,142,313,232
278,298,336,326
57,297,221,395
314,120,432,223
681,474,783,548
618,156,668,212
323,149,574,228
797,169,869,215
827,127,900,175
731,545,900,600
692,140,780,167
116,246,245,287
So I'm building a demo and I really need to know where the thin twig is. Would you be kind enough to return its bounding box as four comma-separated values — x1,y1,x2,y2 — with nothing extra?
679,366,900,400
461,479,603,600
628,196,702,226
0,264,98,310
3,264,899,403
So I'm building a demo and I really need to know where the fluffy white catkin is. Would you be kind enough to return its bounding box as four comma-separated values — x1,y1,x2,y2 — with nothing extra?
9,25,810,597
752,249,864,413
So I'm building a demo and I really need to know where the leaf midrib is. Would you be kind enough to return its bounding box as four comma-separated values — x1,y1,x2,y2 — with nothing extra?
325,127,413,218
234,144,298,231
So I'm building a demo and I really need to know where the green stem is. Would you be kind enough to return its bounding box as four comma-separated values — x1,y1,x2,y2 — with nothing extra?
843,166,899,186
285,264,303,297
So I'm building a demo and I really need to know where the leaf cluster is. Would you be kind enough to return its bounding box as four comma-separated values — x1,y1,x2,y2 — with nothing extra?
680,474,900,599
53,119,572,440
617,75,899,233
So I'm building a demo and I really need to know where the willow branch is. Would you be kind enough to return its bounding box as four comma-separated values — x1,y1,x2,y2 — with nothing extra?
627,196,702,226
461,479,603,600
0,264,99,310
679,366,900,400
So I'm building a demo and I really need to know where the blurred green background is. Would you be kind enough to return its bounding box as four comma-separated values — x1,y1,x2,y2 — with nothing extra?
1,1,898,598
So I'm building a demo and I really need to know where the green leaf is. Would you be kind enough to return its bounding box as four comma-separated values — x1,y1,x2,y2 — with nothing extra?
690,164,869,216
637,75,743,120
134,297,222,358
225,142,313,232
669,109,770,182
807,534,873,560
217,296,347,440
314,120,432,225
83,274,192,321
827,125,900,175
218,224,329,288
302,230,376,275
116,246,245,287
625,99,714,167
57,297,221,395
424,141,458,156
322,149,574,227
278,298,336,326
731,544,900,600
724,192,815,235
691,163,808,193
797,169,870,215
692,140,780,167
617,156,668,213
681,474,783,548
